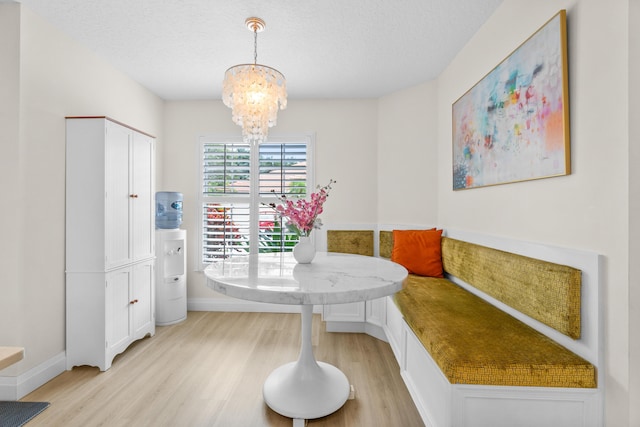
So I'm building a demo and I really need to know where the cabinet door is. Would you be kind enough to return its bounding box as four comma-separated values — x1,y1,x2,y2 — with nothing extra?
365,297,386,327
106,268,132,357
322,302,365,322
131,132,154,262
132,260,154,338
105,122,132,269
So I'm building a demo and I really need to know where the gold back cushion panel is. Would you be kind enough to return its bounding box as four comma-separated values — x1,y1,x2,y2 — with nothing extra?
394,276,596,388
380,231,582,339
441,237,581,339
327,230,374,256
379,230,394,258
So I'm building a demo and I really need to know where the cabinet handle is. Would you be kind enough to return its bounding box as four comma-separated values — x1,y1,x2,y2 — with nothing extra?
130,194,139,198
130,299,139,304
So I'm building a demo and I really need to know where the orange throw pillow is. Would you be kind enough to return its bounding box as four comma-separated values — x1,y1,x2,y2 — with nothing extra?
391,229,444,278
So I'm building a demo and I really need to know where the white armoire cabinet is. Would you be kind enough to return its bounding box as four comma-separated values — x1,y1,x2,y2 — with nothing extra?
66,117,156,371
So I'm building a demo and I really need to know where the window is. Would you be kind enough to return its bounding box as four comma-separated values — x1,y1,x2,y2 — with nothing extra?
199,135,314,267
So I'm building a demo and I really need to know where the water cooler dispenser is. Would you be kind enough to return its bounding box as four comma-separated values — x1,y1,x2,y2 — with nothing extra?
155,192,187,325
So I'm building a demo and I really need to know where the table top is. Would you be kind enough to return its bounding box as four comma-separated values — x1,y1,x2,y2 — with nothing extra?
0,347,24,371
204,252,408,305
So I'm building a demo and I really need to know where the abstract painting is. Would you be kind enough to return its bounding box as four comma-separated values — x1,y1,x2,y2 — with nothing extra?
452,10,570,190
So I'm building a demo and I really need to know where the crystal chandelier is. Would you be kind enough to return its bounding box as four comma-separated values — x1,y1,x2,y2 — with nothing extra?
222,17,287,144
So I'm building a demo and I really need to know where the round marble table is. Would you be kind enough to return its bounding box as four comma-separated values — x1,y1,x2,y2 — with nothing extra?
204,251,407,424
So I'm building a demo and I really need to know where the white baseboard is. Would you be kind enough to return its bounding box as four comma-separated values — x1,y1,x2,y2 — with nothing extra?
325,321,388,343
0,351,66,400
325,321,366,333
364,322,388,342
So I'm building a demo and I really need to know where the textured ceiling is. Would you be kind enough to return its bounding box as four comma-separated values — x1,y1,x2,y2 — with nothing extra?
10,0,503,100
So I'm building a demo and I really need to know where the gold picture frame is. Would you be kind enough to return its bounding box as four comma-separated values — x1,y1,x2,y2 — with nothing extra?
452,10,570,190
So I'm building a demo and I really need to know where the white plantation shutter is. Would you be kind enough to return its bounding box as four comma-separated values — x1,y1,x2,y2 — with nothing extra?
202,202,250,261
202,143,250,195
199,136,313,266
258,143,307,195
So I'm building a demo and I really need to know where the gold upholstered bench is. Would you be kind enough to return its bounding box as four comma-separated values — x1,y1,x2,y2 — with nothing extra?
326,228,602,426
394,275,595,388
381,232,596,389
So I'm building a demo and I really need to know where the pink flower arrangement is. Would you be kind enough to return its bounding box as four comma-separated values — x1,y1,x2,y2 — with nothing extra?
271,179,335,237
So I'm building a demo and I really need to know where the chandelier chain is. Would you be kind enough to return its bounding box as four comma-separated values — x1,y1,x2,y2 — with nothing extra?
253,28,258,65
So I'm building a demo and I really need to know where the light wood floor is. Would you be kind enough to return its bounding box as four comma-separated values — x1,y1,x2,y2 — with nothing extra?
22,311,424,426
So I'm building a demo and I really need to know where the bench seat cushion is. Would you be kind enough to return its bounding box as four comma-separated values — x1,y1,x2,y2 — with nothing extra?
394,275,597,388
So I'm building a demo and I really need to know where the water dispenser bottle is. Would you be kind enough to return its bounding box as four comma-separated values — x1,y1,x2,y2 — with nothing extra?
156,191,183,229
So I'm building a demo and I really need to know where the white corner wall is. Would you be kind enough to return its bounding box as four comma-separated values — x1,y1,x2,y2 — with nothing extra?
0,3,164,388
435,0,630,425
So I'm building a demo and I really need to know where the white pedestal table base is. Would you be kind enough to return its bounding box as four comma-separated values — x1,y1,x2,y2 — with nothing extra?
263,305,350,424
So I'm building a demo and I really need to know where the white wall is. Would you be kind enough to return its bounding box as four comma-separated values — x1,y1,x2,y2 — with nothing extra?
0,3,164,379
377,81,439,225
162,99,378,299
628,0,640,424
435,0,630,425
0,3,23,359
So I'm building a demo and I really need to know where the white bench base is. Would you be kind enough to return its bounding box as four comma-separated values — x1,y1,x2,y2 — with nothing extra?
384,296,602,427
